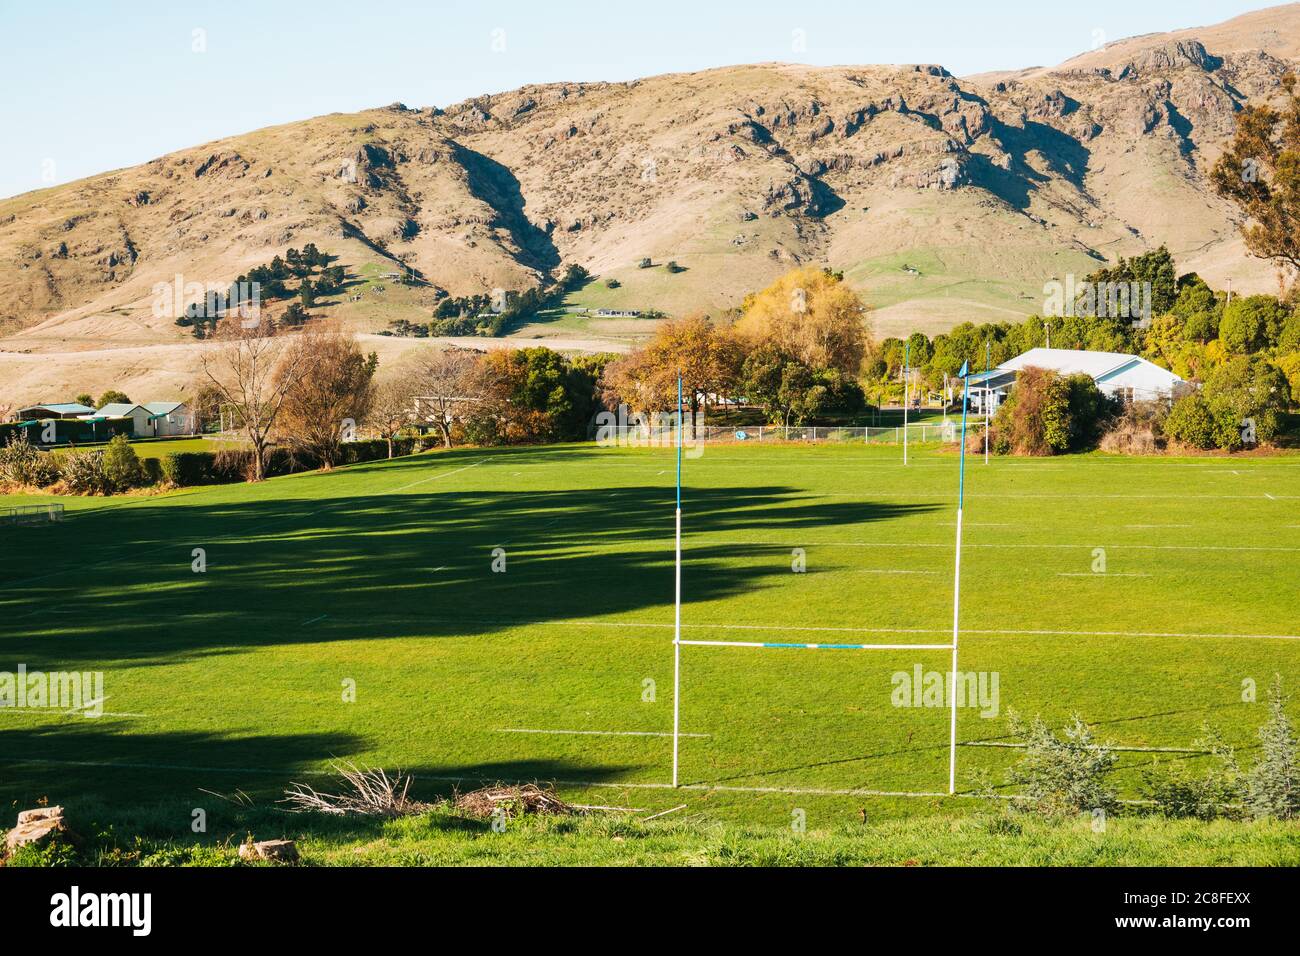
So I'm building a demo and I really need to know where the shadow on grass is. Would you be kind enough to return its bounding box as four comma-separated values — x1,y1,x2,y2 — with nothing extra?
0,718,643,813
1,446,939,668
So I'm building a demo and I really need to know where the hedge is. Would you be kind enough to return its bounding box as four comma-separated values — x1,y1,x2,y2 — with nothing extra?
160,439,419,487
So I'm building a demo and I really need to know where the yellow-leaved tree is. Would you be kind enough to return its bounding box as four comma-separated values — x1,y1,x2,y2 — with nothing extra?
733,266,871,376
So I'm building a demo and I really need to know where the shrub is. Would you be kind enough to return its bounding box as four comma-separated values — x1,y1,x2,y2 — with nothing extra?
665,260,685,274
1201,355,1288,447
161,451,216,487
605,278,621,289
102,434,144,491
140,456,164,486
1100,399,1167,454
0,435,61,487
1163,394,1222,449
1246,676,1300,820
59,450,112,495
1005,712,1118,817
1141,728,1242,820
990,367,1065,455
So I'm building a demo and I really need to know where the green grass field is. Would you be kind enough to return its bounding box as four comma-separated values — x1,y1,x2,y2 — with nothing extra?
2,441,1299,860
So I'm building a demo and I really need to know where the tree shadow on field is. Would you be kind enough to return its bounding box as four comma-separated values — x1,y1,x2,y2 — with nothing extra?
0,721,642,813
0,451,939,668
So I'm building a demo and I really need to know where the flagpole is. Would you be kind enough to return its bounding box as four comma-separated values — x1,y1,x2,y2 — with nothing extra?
949,361,971,795
672,373,683,788
902,340,910,466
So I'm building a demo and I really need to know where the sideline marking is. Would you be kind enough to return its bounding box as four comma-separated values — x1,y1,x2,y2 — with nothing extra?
494,727,710,739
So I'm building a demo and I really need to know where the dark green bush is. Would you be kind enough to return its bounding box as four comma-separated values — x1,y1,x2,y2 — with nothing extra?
161,451,216,487
140,456,164,486
102,435,144,491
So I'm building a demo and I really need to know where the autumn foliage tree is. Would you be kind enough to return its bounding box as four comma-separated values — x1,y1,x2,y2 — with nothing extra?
275,323,377,469
733,266,870,376
601,314,739,415
1212,73,1300,284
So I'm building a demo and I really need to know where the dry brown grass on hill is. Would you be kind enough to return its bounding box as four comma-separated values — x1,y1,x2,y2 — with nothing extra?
1,5,1298,403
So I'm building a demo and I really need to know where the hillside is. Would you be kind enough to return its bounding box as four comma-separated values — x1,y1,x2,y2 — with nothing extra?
2,3,1298,403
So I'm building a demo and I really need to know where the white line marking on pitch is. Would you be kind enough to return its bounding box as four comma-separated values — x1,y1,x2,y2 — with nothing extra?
856,569,940,575
695,539,1300,554
494,727,710,738
448,616,1300,642
388,459,486,494
642,804,687,820
0,756,1166,803
962,741,1207,754
301,614,328,626
1056,572,1152,578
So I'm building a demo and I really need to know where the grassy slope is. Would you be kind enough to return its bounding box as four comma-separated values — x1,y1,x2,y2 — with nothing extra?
11,800,1298,867
2,442,1299,863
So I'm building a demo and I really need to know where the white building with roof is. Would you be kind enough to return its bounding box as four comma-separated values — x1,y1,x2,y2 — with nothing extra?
79,401,195,438
969,348,1186,413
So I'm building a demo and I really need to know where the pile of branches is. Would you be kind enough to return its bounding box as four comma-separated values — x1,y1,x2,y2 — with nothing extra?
281,762,430,817
453,783,574,819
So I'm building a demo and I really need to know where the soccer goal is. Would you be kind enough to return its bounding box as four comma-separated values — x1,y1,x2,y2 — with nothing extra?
670,366,977,794
2,503,65,526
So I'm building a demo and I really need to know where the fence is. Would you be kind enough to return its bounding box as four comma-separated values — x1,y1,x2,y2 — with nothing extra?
605,421,988,445
2,503,65,525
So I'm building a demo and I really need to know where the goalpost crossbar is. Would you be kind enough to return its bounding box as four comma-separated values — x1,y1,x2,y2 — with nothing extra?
670,367,973,793
677,640,953,651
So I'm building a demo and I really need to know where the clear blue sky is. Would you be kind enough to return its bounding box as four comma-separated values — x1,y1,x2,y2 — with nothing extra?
0,0,1281,199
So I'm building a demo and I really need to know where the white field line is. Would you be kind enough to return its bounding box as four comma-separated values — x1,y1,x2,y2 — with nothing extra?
692,539,1300,553
581,455,1300,470
678,640,953,650
0,755,952,798
642,804,687,820
962,741,1208,754
1056,572,1152,578
0,706,147,719
434,616,1300,642
0,755,1190,804
856,569,940,575
808,492,1298,501
494,727,710,739
386,458,486,494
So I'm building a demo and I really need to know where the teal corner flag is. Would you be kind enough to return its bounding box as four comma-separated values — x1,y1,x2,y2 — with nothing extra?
958,360,970,378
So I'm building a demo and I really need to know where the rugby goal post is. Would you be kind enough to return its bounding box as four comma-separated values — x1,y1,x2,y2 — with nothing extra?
671,365,974,795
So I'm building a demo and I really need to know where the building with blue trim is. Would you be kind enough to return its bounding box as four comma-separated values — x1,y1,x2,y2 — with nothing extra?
967,348,1186,414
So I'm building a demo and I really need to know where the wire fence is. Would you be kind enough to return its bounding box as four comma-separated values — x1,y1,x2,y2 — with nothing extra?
611,421,988,445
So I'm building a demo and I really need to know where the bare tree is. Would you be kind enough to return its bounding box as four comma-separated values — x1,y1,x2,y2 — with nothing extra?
408,347,482,447
275,323,376,469
199,317,309,481
366,377,417,459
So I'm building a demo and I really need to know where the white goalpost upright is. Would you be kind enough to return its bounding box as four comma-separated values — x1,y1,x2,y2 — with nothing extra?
672,374,684,789
670,365,975,794
902,340,910,467
948,359,972,794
